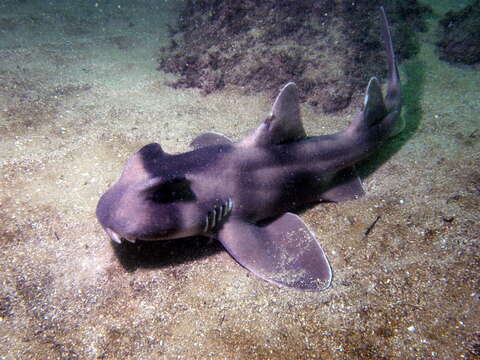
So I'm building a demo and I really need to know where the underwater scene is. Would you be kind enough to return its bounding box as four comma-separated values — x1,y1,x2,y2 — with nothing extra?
0,0,479,359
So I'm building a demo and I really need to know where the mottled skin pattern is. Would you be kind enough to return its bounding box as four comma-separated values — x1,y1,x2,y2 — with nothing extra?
96,8,402,291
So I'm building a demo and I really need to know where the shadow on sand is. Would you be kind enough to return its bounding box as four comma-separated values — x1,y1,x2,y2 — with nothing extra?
112,236,223,272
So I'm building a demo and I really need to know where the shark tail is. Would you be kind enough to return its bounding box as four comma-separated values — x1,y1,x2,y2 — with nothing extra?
381,6,401,112
349,7,403,137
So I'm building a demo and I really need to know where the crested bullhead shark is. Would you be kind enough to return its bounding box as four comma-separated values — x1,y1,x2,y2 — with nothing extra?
96,7,402,291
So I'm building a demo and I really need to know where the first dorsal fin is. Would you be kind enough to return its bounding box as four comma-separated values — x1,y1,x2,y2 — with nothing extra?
241,82,306,147
269,82,306,143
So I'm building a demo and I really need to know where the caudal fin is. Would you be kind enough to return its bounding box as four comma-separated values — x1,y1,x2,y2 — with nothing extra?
380,6,401,112
349,7,403,137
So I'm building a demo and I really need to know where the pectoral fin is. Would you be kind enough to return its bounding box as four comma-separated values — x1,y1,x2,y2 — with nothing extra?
216,213,332,291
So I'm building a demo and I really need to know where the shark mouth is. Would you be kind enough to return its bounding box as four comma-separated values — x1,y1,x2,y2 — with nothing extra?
104,227,133,244
104,198,233,244
203,198,233,233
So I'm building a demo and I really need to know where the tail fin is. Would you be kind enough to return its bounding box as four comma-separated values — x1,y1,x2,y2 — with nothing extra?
349,7,403,137
380,6,401,112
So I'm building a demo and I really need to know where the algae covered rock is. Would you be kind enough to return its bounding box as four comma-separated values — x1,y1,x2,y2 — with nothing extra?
158,0,430,112
438,0,480,65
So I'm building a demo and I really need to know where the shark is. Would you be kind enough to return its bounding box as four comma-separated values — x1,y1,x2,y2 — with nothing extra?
96,7,402,291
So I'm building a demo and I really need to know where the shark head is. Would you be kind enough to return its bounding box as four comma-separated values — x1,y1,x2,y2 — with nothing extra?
96,142,233,243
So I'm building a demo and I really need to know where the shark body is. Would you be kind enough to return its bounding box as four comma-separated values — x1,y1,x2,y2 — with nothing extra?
96,8,402,291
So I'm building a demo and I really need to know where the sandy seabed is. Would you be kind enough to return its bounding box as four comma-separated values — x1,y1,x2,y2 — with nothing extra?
0,0,478,359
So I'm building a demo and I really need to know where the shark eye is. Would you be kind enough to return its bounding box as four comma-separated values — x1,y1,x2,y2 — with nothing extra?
148,178,196,203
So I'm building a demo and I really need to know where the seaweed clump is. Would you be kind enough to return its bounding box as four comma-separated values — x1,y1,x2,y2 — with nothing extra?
158,0,430,113
438,0,480,65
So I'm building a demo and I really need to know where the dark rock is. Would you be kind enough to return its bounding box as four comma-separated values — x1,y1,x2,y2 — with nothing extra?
438,0,480,65
158,0,430,112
